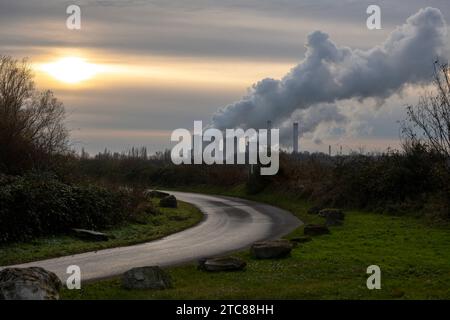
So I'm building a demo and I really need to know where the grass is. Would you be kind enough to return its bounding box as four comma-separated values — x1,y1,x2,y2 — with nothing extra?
62,186,450,299
0,200,203,266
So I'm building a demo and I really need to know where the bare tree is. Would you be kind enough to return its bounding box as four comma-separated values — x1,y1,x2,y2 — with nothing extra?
402,62,450,159
0,56,68,173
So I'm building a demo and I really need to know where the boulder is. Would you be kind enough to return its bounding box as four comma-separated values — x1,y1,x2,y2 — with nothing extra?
198,257,246,272
307,206,322,215
144,190,170,199
324,218,343,226
251,239,293,259
159,195,178,208
319,208,345,226
197,258,208,270
304,224,330,236
71,228,109,241
0,267,62,300
122,266,172,290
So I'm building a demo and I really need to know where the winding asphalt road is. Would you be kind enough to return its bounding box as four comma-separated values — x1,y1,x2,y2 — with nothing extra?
1,191,302,282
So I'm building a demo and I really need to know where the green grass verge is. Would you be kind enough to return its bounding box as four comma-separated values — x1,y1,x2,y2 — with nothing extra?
62,186,450,300
0,200,203,266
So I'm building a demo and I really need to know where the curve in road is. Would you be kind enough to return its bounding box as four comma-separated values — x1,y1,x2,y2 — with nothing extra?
1,191,302,282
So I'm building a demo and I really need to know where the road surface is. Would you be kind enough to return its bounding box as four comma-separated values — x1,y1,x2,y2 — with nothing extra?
1,191,302,282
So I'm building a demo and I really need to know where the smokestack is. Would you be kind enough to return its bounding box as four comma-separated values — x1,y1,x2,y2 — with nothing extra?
293,122,299,154
267,120,272,155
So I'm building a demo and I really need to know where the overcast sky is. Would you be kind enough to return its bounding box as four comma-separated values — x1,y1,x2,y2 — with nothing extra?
1,0,449,154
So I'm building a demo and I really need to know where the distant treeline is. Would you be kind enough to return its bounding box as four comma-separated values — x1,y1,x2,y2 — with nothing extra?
70,144,450,219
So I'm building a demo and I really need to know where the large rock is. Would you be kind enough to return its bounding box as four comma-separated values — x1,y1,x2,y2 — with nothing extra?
159,195,178,208
0,267,62,300
198,257,246,272
144,190,170,199
122,266,172,290
319,208,345,226
304,224,330,236
307,206,322,215
71,228,109,241
250,239,293,259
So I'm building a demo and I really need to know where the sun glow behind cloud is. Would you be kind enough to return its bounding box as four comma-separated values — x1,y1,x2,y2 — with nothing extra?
35,52,292,91
40,57,104,84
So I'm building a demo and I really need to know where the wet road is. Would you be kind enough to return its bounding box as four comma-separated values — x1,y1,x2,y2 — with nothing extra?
1,191,302,282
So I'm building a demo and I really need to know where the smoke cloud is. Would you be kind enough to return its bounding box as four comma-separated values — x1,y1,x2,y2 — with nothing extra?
211,7,448,141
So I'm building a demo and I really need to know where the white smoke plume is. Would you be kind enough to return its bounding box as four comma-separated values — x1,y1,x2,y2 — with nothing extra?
278,103,348,145
211,7,448,141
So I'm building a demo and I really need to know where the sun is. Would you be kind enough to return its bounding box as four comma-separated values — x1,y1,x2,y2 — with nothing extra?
40,57,101,84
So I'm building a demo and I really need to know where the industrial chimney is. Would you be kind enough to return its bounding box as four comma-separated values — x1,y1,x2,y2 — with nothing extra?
293,122,299,154
267,120,272,155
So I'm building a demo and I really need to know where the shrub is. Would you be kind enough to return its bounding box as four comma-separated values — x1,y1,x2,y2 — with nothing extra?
269,151,450,218
0,173,141,243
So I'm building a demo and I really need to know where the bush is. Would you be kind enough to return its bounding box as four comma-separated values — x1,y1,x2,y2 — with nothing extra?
0,173,140,243
269,151,450,218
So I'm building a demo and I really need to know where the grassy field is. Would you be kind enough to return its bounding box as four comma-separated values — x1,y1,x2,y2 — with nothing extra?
62,186,450,299
0,200,203,266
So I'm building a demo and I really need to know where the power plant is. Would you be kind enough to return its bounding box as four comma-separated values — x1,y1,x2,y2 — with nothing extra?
189,120,302,160
263,120,301,155
268,121,300,155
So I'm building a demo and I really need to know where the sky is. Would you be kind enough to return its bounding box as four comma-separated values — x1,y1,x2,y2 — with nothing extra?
1,0,450,155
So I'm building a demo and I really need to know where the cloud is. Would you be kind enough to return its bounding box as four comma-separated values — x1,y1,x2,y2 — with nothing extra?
211,7,448,140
